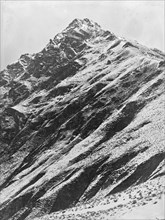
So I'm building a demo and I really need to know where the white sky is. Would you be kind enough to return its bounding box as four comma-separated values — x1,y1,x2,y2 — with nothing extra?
0,0,164,70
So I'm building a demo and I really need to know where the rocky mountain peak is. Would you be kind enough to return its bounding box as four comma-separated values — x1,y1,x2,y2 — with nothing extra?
66,18,101,30
0,18,165,220
53,18,104,45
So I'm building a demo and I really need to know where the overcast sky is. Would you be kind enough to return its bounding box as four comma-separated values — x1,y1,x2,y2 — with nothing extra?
1,0,164,70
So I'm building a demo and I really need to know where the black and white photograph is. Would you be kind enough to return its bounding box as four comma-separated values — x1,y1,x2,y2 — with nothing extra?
0,1,165,219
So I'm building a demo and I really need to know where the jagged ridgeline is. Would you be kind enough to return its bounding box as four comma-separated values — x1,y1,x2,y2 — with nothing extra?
0,18,165,220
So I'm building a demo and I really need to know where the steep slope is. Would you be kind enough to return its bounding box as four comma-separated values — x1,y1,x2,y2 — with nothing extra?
0,18,165,220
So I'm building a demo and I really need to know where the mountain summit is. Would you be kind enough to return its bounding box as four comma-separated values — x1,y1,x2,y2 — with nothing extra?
65,18,102,31
0,19,165,220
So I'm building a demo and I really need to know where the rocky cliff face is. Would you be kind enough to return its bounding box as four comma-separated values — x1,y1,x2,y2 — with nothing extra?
0,18,165,220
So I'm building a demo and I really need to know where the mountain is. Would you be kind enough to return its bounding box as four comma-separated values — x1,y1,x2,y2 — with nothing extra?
0,18,165,220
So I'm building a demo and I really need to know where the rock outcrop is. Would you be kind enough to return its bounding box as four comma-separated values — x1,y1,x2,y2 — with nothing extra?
0,18,165,220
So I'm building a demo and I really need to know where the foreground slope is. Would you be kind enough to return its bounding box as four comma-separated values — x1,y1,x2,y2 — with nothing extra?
0,18,165,220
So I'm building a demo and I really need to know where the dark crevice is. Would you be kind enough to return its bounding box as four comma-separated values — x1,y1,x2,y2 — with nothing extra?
151,171,165,180
107,152,165,196
82,146,149,200
0,192,33,220
49,157,109,212
14,171,46,197
100,100,145,145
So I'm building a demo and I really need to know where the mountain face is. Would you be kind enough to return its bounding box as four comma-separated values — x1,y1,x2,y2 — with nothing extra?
0,18,165,220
